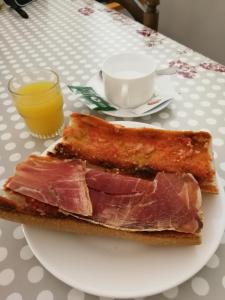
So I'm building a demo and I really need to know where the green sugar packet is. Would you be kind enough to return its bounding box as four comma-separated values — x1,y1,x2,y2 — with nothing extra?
68,86,117,111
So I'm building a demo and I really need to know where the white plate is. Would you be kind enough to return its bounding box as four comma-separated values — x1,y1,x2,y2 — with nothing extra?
82,74,177,118
23,121,225,298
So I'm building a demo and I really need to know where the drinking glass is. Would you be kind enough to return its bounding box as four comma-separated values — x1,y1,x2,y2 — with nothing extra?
8,68,64,139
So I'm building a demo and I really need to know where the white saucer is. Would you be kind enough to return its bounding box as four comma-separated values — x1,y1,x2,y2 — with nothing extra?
85,73,177,118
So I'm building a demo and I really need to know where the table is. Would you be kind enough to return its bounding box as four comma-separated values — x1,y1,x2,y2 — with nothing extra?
0,0,225,299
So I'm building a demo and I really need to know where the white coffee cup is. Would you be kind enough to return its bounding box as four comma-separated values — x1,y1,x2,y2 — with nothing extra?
102,53,156,108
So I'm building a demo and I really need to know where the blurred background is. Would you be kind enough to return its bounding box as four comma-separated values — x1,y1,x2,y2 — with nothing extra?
159,0,225,65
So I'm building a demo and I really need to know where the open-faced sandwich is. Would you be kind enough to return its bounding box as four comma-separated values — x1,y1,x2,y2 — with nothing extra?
0,113,218,246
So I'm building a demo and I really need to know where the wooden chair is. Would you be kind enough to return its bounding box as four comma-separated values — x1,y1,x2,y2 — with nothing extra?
105,0,160,30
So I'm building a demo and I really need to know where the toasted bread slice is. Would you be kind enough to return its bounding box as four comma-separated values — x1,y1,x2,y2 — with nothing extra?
54,113,218,193
0,189,201,246
0,207,201,246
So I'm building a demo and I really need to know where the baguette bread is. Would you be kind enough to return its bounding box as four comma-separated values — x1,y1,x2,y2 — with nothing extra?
0,159,202,246
56,113,218,193
0,206,201,246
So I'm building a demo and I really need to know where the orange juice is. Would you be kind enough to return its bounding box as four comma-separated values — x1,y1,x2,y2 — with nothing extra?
15,81,64,138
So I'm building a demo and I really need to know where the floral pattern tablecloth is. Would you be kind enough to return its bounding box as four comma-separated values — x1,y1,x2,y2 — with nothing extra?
0,0,225,299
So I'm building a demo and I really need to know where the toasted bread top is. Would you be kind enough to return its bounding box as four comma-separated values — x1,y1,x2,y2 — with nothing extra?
58,113,218,193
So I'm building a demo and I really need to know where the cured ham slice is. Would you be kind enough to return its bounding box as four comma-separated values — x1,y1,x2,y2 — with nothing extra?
6,156,92,216
86,170,202,234
3,154,202,234
57,113,218,193
86,169,154,195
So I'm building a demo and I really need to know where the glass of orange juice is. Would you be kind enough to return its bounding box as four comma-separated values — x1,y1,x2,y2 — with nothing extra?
8,68,64,139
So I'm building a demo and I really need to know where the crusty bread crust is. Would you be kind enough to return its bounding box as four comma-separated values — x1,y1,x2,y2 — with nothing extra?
0,208,201,246
200,138,218,193
57,113,218,194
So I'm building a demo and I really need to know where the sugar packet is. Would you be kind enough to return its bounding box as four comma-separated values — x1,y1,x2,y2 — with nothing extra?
68,86,117,111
